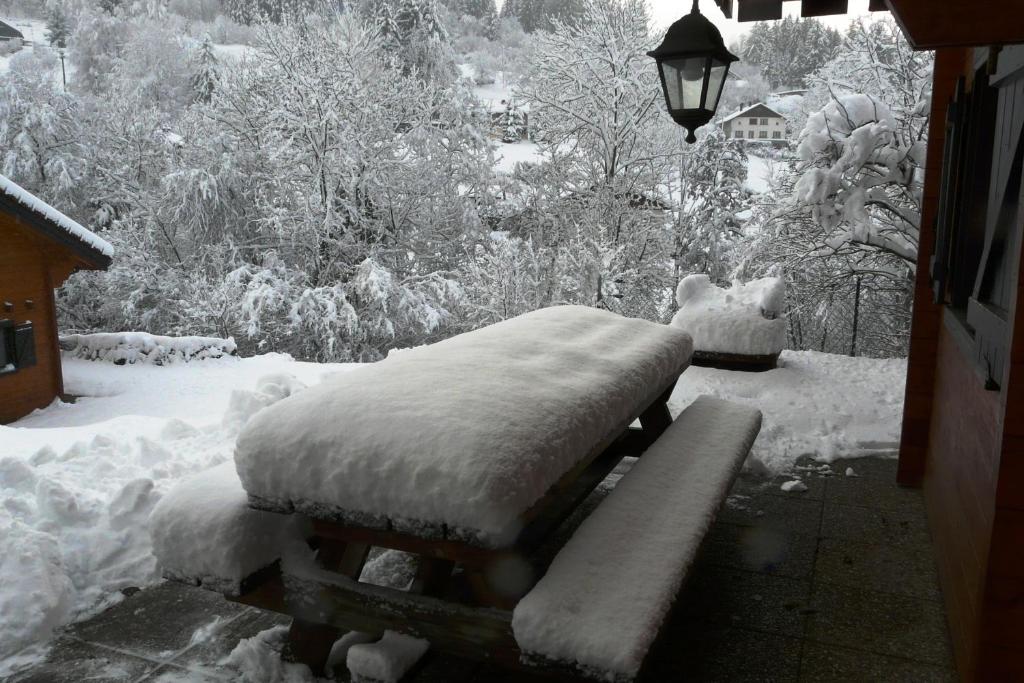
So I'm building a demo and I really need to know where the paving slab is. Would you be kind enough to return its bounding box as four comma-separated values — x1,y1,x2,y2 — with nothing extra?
824,473,926,513
701,521,819,579
820,502,932,547
7,637,161,683
804,581,953,667
814,537,942,601
798,642,957,682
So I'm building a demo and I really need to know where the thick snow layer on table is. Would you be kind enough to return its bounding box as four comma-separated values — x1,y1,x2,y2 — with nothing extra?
0,351,354,675
670,349,906,473
347,631,430,683
235,306,692,544
148,462,310,594
0,174,114,257
671,274,786,356
512,396,761,678
61,332,237,365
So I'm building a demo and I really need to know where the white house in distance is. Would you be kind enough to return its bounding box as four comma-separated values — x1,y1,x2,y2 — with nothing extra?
721,103,788,144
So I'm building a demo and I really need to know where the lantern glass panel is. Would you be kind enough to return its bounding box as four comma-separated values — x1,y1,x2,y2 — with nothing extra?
705,60,727,112
660,61,682,110
663,57,707,111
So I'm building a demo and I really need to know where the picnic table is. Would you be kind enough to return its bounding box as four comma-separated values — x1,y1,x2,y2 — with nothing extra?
151,305,762,681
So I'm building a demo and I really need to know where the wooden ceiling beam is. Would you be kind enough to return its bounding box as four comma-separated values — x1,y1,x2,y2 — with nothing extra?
737,0,782,22
800,0,848,17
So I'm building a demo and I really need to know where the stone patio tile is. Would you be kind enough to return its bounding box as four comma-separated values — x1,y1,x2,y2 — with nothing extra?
718,492,823,537
799,642,957,682
408,652,480,682
701,521,819,580
814,538,942,601
165,607,290,673
827,456,899,480
730,470,827,502
820,502,932,547
645,619,802,682
67,582,249,661
805,582,953,667
7,637,160,683
824,474,925,513
677,566,812,638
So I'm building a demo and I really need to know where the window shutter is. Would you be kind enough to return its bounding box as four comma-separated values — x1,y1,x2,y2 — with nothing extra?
931,78,966,304
13,323,36,369
0,319,11,370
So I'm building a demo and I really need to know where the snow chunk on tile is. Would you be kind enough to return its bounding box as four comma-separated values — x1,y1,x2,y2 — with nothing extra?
0,174,113,257
780,480,808,493
235,305,692,544
512,396,761,679
222,625,316,682
60,332,237,365
148,462,310,594
671,275,786,356
347,631,429,683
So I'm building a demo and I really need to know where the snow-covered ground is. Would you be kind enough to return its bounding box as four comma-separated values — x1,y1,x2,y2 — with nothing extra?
0,344,906,674
745,153,775,193
493,140,543,173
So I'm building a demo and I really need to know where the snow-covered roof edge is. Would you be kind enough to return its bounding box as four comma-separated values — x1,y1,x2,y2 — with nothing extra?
720,102,786,124
0,174,114,265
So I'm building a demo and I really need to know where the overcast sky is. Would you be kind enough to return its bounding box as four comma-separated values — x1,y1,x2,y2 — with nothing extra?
649,0,879,46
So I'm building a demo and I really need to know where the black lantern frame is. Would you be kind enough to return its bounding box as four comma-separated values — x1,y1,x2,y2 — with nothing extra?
648,0,739,143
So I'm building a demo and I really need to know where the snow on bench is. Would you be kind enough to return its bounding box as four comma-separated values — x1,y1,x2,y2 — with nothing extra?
235,305,692,545
511,396,762,681
149,463,310,595
670,275,785,367
61,332,237,365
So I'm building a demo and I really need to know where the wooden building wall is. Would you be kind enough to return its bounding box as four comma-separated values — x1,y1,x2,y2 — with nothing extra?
0,214,70,424
899,46,1024,680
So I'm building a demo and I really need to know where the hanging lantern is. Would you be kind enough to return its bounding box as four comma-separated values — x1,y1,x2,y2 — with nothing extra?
648,0,739,143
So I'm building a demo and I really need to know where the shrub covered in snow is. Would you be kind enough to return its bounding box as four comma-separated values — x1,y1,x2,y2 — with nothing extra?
671,274,786,356
60,332,237,365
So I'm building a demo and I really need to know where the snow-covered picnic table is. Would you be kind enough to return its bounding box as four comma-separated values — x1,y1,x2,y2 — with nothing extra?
152,305,762,681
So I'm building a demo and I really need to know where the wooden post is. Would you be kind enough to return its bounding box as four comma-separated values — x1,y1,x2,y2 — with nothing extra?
850,275,862,357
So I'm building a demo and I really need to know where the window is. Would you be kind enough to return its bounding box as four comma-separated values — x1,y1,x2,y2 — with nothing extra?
749,117,757,124
734,131,743,138
747,131,754,139
758,131,768,138
772,131,782,139
760,118,768,125
0,320,35,374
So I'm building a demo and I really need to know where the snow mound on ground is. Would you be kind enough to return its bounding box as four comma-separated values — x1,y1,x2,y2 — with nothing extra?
222,626,316,682
148,462,311,594
0,517,73,660
347,631,429,683
61,332,237,365
669,349,906,473
671,275,786,356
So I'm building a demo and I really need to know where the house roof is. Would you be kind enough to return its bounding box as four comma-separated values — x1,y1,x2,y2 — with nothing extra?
721,103,786,124
0,19,23,40
0,175,113,269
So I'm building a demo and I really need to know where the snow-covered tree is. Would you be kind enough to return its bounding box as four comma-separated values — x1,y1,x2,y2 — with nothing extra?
740,16,842,89
190,34,218,103
500,98,526,142
46,4,71,48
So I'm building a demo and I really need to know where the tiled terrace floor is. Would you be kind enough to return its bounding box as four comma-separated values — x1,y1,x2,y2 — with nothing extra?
13,456,956,682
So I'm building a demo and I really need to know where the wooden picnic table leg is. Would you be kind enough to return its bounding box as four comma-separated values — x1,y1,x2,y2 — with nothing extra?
638,382,676,446
283,538,370,676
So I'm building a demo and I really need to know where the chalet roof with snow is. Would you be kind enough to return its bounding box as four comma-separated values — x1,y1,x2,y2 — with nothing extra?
0,19,23,40
0,175,113,269
721,103,786,124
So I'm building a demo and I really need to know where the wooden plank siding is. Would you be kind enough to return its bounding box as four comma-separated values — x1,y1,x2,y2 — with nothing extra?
898,48,970,486
0,213,80,423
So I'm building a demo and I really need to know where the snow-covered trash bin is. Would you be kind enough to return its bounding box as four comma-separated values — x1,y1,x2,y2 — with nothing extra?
670,274,786,370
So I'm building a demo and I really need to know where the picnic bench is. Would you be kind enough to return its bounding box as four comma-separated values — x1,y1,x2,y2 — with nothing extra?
150,305,762,682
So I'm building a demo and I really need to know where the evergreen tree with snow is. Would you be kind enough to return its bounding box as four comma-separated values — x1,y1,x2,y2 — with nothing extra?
500,98,525,142
191,35,218,103
46,5,70,49
740,16,841,89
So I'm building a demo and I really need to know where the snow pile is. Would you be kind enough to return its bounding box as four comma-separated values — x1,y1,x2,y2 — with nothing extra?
0,174,114,257
671,274,786,356
235,305,692,544
60,332,237,365
0,517,73,662
512,397,761,678
347,631,430,683
0,354,347,675
222,626,316,683
670,349,906,473
148,462,311,594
